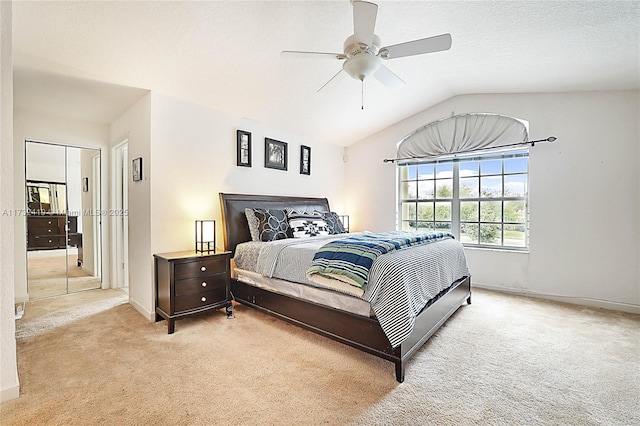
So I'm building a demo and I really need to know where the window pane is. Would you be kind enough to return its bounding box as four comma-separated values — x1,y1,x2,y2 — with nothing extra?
481,176,502,197
435,179,453,199
504,174,527,197
417,202,434,220
459,161,479,177
397,149,528,251
401,181,417,199
435,202,451,220
436,163,453,178
480,224,501,245
435,221,452,231
402,165,417,180
504,224,526,247
460,201,479,221
460,223,479,244
481,159,502,175
504,200,526,223
417,180,434,199
417,164,434,179
504,157,527,174
416,221,434,231
459,177,479,198
480,201,501,222
402,202,416,220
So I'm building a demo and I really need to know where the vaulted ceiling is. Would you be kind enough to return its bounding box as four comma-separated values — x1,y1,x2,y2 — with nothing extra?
12,1,640,146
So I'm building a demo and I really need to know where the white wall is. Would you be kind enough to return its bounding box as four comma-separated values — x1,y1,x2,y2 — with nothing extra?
117,92,346,319
13,110,111,302
109,93,152,318
345,90,640,313
1,0,19,403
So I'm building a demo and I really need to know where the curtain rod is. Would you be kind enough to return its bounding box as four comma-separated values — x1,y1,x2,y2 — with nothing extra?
383,136,557,164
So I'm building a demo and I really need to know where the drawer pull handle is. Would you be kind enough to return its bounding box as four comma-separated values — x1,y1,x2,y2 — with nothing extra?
201,297,207,302
200,266,207,272
48,240,52,243
48,230,52,233
201,282,207,287
48,221,52,224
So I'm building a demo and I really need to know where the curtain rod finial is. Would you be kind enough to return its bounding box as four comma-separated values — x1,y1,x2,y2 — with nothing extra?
547,136,557,142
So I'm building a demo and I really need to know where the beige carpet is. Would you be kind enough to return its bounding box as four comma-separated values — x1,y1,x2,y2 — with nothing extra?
2,288,638,425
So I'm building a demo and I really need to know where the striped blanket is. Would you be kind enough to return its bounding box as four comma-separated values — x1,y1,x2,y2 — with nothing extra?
306,231,454,291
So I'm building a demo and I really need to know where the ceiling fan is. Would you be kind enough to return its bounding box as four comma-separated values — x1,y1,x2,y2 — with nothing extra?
282,0,452,93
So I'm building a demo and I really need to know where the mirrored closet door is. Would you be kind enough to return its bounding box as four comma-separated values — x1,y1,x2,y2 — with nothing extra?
25,141,102,299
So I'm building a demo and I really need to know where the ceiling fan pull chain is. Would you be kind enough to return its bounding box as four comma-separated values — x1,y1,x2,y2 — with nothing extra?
361,80,364,110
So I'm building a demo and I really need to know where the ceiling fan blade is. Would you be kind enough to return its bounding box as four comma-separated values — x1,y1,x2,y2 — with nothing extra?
281,51,347,60
353,1,378,45
373,64,406,89
318,69,348,92
381,33,452,59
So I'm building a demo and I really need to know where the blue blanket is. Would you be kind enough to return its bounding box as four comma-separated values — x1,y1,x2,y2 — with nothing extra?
306,231,454,291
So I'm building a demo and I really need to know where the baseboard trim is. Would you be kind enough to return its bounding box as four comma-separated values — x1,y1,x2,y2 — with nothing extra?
473,283,640,315
1,382,20,403
128,296,155,321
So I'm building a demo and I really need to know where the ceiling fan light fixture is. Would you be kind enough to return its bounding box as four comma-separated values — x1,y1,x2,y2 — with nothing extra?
343,53,381,81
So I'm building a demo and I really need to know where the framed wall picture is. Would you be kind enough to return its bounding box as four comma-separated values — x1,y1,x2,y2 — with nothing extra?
132,157,143,182
300,145,311,175
264,138,288,171
236,130,252,167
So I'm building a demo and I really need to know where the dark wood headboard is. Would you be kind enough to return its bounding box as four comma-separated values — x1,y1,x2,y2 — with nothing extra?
219,193,331,255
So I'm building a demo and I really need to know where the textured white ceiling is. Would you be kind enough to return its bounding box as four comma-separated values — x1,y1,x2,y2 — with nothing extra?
11,1,640,146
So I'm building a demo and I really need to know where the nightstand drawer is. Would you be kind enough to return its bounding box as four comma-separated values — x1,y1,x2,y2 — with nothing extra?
175,273,227,296
174,256,227,280
174,288,227,313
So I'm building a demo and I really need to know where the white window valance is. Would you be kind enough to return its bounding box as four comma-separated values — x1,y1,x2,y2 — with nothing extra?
396,113,529,160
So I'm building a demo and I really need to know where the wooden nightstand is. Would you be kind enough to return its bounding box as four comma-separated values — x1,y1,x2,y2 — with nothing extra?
154,250,233,334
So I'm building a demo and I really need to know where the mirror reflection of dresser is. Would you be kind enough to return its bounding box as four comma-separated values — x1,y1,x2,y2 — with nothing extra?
26,214,83,266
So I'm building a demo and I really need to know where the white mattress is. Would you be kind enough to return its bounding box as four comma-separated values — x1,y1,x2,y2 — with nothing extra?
232,266,374,317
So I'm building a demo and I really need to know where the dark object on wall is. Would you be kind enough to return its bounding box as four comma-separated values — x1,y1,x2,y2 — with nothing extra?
237,130,252,167
82,177,89,192
300,145,311,175
264,138,288,171
132,157,143,182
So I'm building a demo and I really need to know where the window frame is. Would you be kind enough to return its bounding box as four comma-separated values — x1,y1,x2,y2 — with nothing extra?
397,149,529,251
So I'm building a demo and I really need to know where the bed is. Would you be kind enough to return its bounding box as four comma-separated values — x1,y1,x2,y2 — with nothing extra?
219,192,471,382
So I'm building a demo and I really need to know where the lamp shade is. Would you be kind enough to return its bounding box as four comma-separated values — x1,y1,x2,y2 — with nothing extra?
338,215,350,233
195,220,216,253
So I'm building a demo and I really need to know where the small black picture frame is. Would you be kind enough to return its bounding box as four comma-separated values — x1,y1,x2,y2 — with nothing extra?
236,130,252,167
82,177,89,192
300,145,311,175
132,157,143,182
265,138,288,171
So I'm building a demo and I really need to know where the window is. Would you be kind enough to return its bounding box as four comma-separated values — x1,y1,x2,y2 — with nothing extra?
398,149,529,250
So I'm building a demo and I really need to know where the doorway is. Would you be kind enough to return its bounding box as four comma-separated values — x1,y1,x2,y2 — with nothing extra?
114,140,129,289
25,141,102,299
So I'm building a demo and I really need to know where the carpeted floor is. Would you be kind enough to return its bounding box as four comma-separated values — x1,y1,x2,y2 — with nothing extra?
2,288,638,425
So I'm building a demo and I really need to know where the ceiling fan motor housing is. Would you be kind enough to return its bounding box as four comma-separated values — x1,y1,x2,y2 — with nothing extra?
343,34,382,81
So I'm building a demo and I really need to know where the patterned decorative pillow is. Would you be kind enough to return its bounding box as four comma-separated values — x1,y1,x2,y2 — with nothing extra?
287,213,330,238
252,208,290,242
245,208,261,241
316,211,347,234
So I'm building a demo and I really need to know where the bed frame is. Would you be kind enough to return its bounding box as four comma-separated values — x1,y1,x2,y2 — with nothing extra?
219,192,471,382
